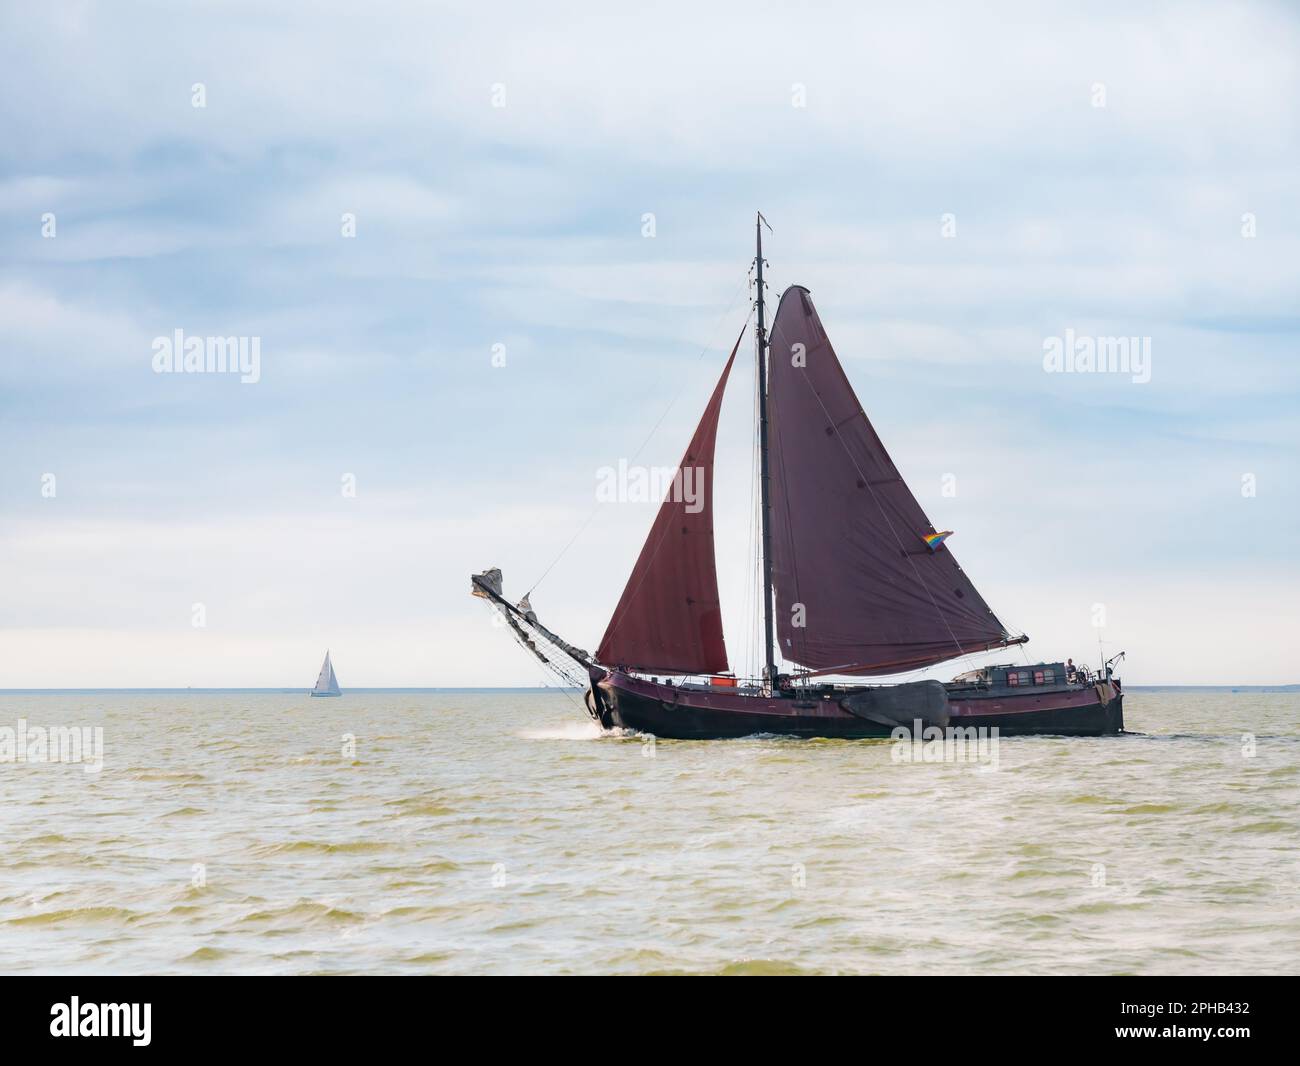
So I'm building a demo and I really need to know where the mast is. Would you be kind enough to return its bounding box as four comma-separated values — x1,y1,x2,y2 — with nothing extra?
754,213,777,685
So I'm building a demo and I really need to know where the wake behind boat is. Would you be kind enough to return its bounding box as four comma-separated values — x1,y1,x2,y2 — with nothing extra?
472,215,1124,739
310,651,341,697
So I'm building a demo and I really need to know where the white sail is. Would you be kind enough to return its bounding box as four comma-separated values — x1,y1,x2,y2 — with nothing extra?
312,651,341,696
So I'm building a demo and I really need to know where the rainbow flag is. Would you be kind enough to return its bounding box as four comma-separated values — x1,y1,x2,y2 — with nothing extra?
923,530,953,551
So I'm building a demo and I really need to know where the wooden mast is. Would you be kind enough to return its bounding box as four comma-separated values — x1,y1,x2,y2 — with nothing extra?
754,213,777,686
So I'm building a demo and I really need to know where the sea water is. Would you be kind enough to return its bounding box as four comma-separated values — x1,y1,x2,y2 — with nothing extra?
0,689,1296,974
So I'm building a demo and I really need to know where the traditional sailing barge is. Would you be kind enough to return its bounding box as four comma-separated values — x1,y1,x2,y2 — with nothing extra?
473,217,1124,739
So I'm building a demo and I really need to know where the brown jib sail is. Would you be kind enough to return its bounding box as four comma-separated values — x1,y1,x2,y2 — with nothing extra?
595,330,743,675
766,286,1019,675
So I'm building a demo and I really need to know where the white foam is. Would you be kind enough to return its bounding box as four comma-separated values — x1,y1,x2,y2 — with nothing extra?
518,720,607,741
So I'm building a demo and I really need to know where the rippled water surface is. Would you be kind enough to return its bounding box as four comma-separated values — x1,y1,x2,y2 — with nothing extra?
1,689,1297,974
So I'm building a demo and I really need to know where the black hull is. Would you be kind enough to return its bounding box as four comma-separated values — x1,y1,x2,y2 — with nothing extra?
963,699,1124,737
596,678,1124,740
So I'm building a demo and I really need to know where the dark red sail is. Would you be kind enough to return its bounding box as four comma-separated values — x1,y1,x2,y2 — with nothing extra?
767,287,1017,675
596,332,741,675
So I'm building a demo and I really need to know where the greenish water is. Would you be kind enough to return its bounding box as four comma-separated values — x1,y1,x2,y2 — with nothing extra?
0,690,1296,974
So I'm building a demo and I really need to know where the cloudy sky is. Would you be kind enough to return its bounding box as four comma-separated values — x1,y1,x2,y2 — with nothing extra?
2,1,1297,686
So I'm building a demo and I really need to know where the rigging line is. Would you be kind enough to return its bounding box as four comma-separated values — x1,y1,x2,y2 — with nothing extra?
480,603,586,704
990,603,1028,642
791,367,973,664
919,639,1017,680
524,277,755,598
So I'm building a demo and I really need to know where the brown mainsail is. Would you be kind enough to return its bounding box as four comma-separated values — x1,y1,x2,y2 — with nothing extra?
594,329,742,675
766,286,1019,675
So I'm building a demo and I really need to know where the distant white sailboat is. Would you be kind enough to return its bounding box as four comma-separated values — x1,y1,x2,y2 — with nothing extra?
311,651,342,697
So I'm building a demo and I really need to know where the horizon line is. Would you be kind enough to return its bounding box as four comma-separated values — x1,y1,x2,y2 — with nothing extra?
0,684,1296,694
0,686,581,694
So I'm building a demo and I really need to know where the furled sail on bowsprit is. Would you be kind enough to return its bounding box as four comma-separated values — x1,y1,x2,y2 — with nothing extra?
766,286,1019,675
595,330,743,675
